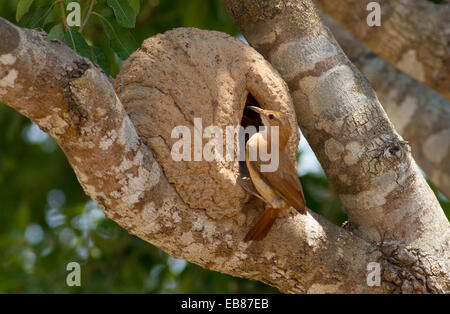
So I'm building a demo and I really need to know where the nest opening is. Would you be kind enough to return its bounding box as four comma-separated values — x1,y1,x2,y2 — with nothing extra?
239,92,263,179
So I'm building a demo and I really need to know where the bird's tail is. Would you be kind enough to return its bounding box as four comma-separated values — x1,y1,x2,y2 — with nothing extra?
244,208,281,242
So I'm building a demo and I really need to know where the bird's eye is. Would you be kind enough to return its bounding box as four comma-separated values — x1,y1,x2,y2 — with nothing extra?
268,114,275,120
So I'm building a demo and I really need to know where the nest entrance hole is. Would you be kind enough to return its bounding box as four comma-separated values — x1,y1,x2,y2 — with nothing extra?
239,92,263,178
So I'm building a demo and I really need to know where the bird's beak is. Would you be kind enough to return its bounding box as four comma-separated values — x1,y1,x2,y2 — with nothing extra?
247,106,264,115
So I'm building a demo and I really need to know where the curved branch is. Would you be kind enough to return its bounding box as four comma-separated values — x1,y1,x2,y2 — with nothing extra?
314,0,450,100
320,12,450,198
0,18,389,293
223,0,449,293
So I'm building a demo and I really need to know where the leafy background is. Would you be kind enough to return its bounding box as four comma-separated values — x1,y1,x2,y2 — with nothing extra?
0,0,448,293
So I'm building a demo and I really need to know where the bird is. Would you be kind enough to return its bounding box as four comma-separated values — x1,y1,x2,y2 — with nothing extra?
244,106,307,241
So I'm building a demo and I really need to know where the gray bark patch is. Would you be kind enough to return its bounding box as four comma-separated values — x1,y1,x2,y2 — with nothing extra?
306,65,368,121
0,19,20,54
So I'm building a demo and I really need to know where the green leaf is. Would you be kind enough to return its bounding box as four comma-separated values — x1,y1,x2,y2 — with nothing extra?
15,202,30,232
92,46,110,75
16,0,34,22
181,0,208,29
63,29,93,60
5,113,24,144
19,4,52,28
106,0,136,28
97,14,138,60
46,24,64,41
128,0,140,15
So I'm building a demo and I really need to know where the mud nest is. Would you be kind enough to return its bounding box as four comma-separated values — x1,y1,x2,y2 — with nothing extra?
114,28,299,219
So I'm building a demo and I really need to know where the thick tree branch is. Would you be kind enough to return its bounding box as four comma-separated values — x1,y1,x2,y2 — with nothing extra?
320,13,450,198
315,0,450,100
223,0,449,293
0,18,391,293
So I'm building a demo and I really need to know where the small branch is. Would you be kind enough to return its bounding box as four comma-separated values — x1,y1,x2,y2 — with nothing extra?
59,0,67,31
79,0,95,33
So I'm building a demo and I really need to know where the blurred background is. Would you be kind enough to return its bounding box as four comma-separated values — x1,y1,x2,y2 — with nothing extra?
0,0,448,293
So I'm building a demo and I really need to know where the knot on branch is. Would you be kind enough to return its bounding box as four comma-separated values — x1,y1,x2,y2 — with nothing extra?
366,137,410,175
114,28,299,220
380,243,446,293
382,139,410,161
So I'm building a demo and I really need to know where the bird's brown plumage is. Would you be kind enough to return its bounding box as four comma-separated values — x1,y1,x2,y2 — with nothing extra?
248,149,306,214
243,106,307,241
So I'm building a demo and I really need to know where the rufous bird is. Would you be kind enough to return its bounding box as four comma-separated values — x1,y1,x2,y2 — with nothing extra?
244,106,307,241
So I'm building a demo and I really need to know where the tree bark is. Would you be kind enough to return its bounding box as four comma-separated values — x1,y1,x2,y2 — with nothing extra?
0,2,448,294
320,12,450,199
314,0,450,100
222,0,449,293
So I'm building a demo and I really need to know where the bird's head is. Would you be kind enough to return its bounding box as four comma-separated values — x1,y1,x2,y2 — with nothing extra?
247,106,291,148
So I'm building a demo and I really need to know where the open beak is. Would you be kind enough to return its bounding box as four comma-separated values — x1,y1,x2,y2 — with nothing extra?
247,106,264,115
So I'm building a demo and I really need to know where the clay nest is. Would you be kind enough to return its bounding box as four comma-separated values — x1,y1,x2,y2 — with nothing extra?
114,28,299,220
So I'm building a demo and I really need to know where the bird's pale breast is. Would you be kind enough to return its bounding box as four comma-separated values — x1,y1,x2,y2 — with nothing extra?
246,134,288,209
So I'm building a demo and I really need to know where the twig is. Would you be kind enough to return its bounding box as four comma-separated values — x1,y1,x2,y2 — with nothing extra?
80,0,95,33
59,0,67,31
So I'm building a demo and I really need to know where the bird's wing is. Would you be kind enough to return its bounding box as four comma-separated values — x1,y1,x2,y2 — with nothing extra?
250,150,306,214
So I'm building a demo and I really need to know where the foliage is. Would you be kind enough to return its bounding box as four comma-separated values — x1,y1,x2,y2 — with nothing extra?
0,0,448,294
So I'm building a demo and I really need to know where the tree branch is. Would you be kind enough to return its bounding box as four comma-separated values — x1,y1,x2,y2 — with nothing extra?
320,12,450,198
80,0,95,33
314,0,450,100
59,0,67,31
0,17,388,294
1,3,448,292
222,0,449,293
